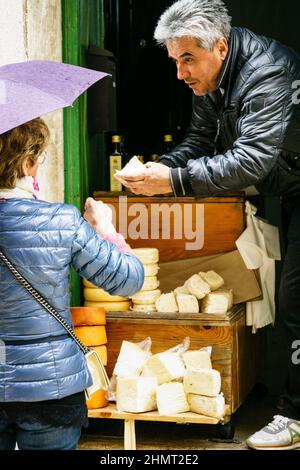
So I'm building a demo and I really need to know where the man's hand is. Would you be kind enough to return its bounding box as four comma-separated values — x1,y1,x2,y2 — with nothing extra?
84,197,116,237
121,162,172,196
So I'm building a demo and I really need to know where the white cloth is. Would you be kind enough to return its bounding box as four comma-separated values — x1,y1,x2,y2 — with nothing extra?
0,177,37,200
236,201,281,333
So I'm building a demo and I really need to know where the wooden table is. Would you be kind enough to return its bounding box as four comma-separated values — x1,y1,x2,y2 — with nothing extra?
88,404,231,450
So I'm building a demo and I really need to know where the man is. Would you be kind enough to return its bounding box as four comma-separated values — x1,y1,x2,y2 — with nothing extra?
122,0,300,450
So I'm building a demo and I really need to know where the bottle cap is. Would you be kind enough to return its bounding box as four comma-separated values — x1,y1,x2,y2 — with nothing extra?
164,134,173,142
112,135,121,143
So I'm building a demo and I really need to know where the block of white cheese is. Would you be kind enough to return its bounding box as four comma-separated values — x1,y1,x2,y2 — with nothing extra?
182,348,212,369
155,292,178,313
187,393,225,419
113,340,151,378
201,289,233,314
143,263,159,277
184,274,210,299
140,276,160,292
156,382,189,415
174,285,190,295
183,368,221,397
132,247,159,265
131,303,157,312
114,156,145,182
176,294,199,313
142,352,185,384
199,271,224,291
131,289,161,305
116,376,157,413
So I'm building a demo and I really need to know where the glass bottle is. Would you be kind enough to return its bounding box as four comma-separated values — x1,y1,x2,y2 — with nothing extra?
109,134,123,192
162,134,175,153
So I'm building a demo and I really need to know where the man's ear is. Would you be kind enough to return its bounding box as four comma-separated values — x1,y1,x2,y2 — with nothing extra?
216,37,228,61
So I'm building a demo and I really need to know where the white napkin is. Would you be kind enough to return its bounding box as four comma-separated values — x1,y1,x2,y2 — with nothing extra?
114,156,145,183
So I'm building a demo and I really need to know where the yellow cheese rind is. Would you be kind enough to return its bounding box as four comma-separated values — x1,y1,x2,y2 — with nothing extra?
86,389,108,409
71,306,106,326
74,325,107,346
84,300,132,311
84,287,127,302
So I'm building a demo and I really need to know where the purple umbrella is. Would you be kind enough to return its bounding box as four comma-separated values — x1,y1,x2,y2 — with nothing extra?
0,60,108,134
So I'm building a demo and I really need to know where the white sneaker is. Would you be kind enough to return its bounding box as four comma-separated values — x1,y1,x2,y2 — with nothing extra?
246,415,300,450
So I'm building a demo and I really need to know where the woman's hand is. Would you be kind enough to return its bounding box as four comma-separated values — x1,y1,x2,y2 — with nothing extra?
121,162,172,196
84,197,116,238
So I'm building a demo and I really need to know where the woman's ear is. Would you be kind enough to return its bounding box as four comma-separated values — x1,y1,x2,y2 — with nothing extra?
22,156,37,176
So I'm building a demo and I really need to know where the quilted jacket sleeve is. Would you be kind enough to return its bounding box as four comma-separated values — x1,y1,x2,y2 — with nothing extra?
185,66,294,195
70,208,144,297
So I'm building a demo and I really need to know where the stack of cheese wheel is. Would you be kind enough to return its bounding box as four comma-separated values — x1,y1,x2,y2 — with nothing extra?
130,248,161,312
83,279,132,311
71,306,108,409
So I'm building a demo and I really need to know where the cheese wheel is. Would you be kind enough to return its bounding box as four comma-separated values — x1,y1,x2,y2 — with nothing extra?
91,345,108,366
131,289,161,305
70,306,106,326
83,278,98,289
132,248,159,265
143,264,159,277
84,300,132,311
84,287,128,302
86,389,108,409
131,304,157,313
74,325,107,346
140,276,160,292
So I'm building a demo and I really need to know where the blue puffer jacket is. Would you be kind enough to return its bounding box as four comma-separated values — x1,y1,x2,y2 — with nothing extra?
0,199,144,402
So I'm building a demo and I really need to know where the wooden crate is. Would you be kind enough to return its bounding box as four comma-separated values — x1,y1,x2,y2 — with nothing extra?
105,305,258,415
94,193,245,261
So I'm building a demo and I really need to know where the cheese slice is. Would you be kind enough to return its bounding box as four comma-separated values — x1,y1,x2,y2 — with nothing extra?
84,300,132,311
142,352,185,384
199,271,224,291
185,274,210,299
113,340,151,378
174,285,190,295
201,289,233,314
155,292,178,313
187,393,225,419
84,287,128,302
71,306,106,326
157,382,189,415
183,368,221,397
176,294,199,313
140,276,160,292
132,248,159,265
131,289,161,305
116,377,157,413
143,264,159,277
91,345,107,366
182,349,212,370
131,304,157,313
74,325,107,346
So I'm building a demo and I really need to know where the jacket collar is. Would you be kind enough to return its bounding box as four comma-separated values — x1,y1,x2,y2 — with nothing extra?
216,27,241,107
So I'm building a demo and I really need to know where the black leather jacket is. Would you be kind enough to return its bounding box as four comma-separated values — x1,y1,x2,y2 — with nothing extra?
160,27,300,201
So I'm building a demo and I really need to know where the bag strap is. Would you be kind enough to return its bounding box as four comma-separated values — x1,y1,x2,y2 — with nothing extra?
0,248,89,355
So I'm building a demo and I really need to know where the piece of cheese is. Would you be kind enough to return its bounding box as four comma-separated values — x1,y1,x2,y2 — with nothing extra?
142,352,185,384
143,264,159,277
84,300,132,311
91,345,107,366
199,271,224,291
156,382,189,415
113,340,151,378
187,393,225,419
74,325,107,346
140,276,160,292
185,274,210,299
132,248,159,265
114,156,145,183
174,285,190,295
83,278,98,289
84,287,128,302
182,349,212,370
71,306,106,326
116,377,157,413
176,294,199,313
86,389,109,410
183,368,221,397
201,289,233,314
131,289,161,305
155,292,178,313
131,304,157,312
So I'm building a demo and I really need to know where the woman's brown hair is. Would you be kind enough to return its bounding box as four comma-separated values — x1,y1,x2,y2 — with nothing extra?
0,118,50,189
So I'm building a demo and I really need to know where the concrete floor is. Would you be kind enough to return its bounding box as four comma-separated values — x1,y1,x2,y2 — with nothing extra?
78,390,279,450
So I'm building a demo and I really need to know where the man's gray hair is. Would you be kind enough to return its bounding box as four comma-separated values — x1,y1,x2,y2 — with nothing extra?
154,0,232,50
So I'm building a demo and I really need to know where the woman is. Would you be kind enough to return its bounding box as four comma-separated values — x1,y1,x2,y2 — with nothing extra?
0,118,144,450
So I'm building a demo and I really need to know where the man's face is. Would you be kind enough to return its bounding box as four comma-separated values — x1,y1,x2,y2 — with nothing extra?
166,36,228,96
